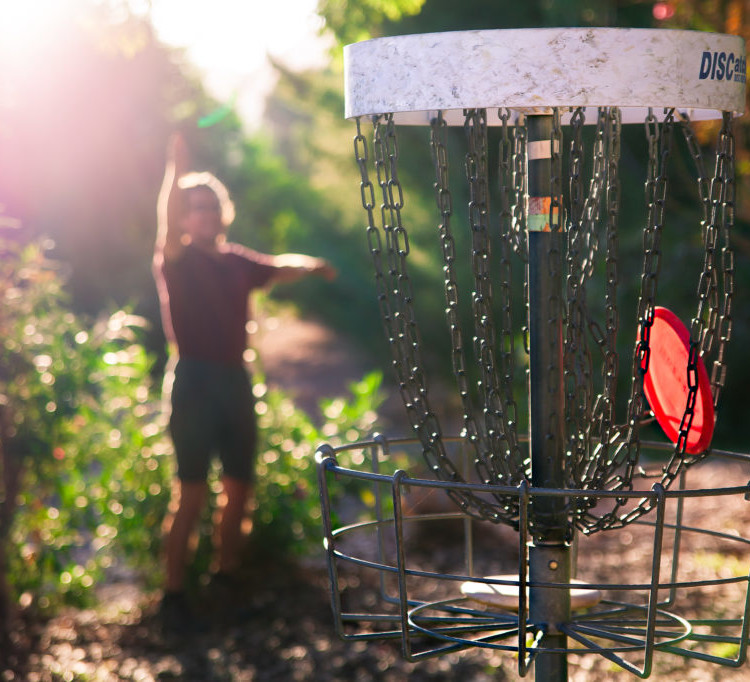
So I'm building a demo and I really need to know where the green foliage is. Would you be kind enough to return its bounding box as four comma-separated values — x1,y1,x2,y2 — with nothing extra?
251,370,384,556
260,64,452,368
317,0,655,45
0,239,170,612
317,0,427,45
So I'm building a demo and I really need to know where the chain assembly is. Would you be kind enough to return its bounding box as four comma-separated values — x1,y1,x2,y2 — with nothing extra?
356,114,510,525
353,106,735,536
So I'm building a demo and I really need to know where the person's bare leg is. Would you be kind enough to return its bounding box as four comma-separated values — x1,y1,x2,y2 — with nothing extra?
217,476,251,576
165,479,208,592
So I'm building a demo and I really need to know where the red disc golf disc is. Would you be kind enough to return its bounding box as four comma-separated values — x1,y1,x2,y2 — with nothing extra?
641,307,715,454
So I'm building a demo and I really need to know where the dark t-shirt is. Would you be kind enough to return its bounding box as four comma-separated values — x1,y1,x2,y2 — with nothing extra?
158,242,276,366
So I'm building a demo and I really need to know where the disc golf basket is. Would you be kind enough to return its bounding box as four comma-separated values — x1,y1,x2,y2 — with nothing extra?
315,28,749,679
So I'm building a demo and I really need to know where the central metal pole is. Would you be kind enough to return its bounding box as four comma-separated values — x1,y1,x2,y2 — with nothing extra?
526,114,571,681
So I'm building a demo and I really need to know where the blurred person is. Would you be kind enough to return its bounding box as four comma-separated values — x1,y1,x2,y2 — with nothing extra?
153,133,335,633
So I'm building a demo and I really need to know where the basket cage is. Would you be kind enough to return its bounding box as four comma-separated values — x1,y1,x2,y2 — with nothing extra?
316,436,750,677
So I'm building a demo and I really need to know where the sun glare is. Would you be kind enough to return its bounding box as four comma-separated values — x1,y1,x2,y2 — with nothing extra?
0,0,80,60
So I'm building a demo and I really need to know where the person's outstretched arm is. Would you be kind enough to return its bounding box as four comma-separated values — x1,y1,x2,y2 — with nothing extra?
155,133,190,265
268,253,337,285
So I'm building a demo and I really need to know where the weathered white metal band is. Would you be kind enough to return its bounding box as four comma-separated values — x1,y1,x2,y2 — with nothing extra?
527,140,560,160
344,28,746,125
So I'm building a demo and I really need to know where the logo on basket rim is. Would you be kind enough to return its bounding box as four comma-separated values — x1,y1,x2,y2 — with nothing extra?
699,51,746,83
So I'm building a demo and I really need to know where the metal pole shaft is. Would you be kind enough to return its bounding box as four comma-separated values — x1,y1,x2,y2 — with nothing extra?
526,114,570,681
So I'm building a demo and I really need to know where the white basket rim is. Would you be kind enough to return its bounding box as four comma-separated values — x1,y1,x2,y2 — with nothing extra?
344,28,746,124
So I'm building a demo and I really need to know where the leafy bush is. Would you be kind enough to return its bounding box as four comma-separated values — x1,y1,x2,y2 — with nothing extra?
250,370,384,557
0,239,170,612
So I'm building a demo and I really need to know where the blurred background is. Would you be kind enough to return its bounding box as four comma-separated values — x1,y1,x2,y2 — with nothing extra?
1,0,748,422
1,1,749,433
1,0,750,627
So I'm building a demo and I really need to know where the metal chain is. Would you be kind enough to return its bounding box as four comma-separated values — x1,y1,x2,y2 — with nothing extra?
564,107,594,489
679,112,735,467
465,109,506,482
574,109,673,533
354,106,734,537
495,110,525,478
511,120,530,354
564,108,623,522
584,108,622,490
679,115,718,359
465,109,526,491
672,114,715,464
370,114,511,523
630,110,671,427
580,108,608,280
429,112,484,462
429,112,524,523
602,109,678,531
707,113,735,411
370,116,427,439
367,116,463,498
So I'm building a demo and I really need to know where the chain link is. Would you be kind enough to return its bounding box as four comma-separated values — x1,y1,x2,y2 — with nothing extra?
603,109,681,531
495,110,525,477
429,112,481,453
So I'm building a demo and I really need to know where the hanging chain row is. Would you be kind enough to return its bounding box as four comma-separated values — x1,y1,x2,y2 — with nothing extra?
355,114,509,524
677,112,735,467
564,107,596,492
427,110,528,525
580,108,622,494
704,114,734,412
579,109,677,532
563,107,625,512
429,111,524,525
466,109,526,486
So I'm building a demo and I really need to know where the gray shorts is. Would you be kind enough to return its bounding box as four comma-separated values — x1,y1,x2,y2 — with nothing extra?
169,358,258,483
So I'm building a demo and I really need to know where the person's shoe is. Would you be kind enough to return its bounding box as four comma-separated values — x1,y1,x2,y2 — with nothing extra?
205,572,250,625
158,590,193,636
208,571,240,593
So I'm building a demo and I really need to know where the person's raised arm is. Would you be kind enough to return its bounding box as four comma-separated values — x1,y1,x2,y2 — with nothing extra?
267,253,337,285
155,133,190,265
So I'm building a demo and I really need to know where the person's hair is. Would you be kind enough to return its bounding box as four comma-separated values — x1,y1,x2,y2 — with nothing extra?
177,172,236,227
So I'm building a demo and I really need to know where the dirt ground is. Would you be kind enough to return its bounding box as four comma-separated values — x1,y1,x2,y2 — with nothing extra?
5,312,750,681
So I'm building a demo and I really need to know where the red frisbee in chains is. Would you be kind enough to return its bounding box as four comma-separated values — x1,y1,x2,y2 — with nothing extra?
641,307,715,454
